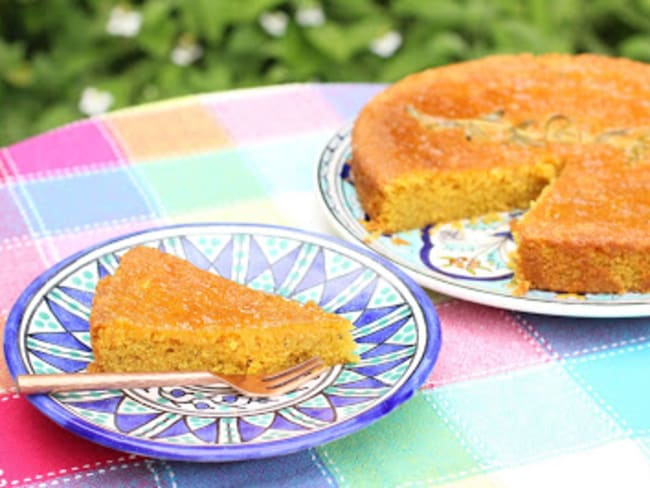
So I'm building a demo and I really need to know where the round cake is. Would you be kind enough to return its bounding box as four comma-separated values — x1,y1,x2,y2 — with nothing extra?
350,53,650,293
350,53,650,233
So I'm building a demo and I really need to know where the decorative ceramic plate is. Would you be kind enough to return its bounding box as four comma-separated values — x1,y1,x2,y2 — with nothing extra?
316,125,650,318
4,223,440,462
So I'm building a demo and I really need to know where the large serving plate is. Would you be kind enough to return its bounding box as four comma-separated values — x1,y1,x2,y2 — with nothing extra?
4,223,440,462
316,125,650,318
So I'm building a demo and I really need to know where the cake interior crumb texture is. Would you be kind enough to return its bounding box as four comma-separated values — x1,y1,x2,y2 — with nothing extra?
88,246,359,375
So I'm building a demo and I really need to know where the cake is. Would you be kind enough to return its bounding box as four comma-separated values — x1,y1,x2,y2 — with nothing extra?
512,149,650,294
88,246,358,375
350,53,650,293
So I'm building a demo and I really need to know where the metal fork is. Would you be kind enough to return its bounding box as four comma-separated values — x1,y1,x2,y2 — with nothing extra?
16,357,327,397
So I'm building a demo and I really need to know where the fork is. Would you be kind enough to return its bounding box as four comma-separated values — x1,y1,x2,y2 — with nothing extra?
16,357,327,397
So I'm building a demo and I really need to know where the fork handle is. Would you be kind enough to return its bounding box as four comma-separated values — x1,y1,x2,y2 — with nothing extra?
17,371,224,394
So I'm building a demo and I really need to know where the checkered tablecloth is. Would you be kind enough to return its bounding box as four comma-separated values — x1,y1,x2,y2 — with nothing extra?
1,83,650,487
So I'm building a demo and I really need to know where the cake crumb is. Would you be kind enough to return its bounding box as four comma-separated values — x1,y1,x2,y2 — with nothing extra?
509,277,530,296
391,236,410,246
363,229,382,244
555,293,586,300
450,220,464,230
481,212,502,223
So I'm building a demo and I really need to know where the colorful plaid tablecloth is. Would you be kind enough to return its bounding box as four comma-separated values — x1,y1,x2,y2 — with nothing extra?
1,83,650,487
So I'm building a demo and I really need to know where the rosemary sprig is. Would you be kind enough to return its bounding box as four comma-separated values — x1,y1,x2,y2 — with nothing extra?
404,104,650,161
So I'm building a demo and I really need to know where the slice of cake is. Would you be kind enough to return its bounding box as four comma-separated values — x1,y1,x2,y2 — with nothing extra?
512,148,650,294
88,246,358,375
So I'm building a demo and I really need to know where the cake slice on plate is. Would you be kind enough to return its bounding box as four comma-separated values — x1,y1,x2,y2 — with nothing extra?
88,246,358,375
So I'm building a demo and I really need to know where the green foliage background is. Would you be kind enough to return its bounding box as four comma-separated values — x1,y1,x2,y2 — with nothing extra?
2,0,650,146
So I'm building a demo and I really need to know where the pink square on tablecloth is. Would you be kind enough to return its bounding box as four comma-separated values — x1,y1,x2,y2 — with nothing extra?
5,120,122,179
0,241,47,315
48,217,165,262
207,86,342,143
0,395,132,485
0,151,9,183
425,301,552,387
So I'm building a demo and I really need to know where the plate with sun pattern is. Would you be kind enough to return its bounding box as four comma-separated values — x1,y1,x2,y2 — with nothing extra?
4,223,441,461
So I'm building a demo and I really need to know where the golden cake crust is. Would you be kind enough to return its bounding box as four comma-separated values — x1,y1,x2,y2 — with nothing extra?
351,53,650,233
89,247,358,374
512,152,650,294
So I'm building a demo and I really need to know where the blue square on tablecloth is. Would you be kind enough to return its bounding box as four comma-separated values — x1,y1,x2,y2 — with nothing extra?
425,362,625,468
566,345,650,432
21,168,158,234
519,313,650,359
238,131,334,194
317,84,387,120
164,450,334,487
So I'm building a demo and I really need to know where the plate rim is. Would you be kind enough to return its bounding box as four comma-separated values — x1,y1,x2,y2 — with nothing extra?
4,222,441,462
315,124,650,318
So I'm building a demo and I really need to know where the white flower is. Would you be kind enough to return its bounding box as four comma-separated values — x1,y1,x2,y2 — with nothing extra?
259,11,289,37
370,31,403,58
295,5,325,27
106,6,142,38
79,87,114,116
170,42,203,66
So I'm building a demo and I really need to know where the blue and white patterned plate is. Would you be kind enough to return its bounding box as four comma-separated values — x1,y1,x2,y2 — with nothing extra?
316,125,650,318
3,223,440,462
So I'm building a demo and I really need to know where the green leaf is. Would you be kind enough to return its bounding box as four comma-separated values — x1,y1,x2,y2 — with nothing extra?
179,0,226,42
304,16,393,63
638,0,650,15
379,27,467,82
139,25,177,58
0,105,35,146
187,64,232,92
30,53,69,93
88,78,134,110
264,63,292,84
138,3,178,58
392,0,465,24
208,0,285,24
490,19,571,53
269,24,327,79
156,64,189,98
610,2,650,31
0,40,25,72
4,63,32,87
426,32,469,62
35,104,80,135
326,0,381,19
304,23,354,62
228,24,270,56
620,34,650,62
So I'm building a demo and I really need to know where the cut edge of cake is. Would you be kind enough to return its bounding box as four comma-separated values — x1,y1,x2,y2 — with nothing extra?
510,159,650,295
352,155,561,234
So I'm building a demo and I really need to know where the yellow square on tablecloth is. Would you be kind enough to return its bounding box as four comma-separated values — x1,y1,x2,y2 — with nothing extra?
105,104,231,162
